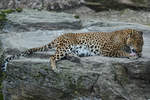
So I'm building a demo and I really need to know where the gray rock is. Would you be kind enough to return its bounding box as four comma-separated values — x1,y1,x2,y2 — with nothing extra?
2,56,150,100
1,9,150,100
44,0,84,11
0,0,84,10
84,0,150,11
73,7,150,26
4,9,82,32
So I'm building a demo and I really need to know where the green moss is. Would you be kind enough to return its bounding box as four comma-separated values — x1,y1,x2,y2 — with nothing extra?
37,8,43,11
1,9,15,14
0,72,6,100
131,0,145,4
0,8,23,29
16,8,23,12
74,15,80,19
119,9,130,15
119,9,126,15
0,42,5,99
0,13,7,29
144,24,150,26
0,93,3,100
1,8,23,14
0,13,7,21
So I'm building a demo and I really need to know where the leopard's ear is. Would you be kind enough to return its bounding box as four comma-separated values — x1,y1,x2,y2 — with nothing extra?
127,29,133,38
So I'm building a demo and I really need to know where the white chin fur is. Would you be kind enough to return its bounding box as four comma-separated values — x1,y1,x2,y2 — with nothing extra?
130,52,137,56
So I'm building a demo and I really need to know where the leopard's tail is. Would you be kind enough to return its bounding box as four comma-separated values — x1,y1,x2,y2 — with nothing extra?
1,41,56,71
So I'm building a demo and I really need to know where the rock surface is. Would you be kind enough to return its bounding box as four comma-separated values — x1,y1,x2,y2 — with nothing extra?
0,9,150,100
4,9,82,32
0,0,84,11
84,0,150,11
68,6,150,25
2,57,150,100
1,0,150,11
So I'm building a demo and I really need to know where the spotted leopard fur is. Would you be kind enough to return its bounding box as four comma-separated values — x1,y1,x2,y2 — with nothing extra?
1,29,144,71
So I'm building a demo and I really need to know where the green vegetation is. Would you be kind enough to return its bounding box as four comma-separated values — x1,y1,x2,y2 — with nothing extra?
0,8,23,29
73,15,80,19
0,77,3,100
0,13,7,21
131,0,145,4
0,43,5,100
0,12,7,29
0,93,3,100
0,55,6,100
16,8,23,12
145,24,150,26
0,72,6,100
1,9,15,14
1,8,23,14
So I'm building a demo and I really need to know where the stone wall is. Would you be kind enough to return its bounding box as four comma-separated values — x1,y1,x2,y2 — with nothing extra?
84,0,150,11
0,0,84,11
1,0,150,11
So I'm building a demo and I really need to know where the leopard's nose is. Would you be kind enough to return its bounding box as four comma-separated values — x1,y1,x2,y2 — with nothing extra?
131,48,137,53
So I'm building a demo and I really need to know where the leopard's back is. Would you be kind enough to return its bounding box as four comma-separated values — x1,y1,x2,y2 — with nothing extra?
53,32,111,57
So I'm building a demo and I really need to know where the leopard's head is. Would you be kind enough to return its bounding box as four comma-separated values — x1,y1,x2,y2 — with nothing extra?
126,29,144,57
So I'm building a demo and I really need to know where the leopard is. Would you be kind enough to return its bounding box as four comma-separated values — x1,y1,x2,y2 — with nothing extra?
1,29,144,72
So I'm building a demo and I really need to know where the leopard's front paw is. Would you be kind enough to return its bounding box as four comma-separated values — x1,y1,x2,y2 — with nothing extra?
52,68,60,73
